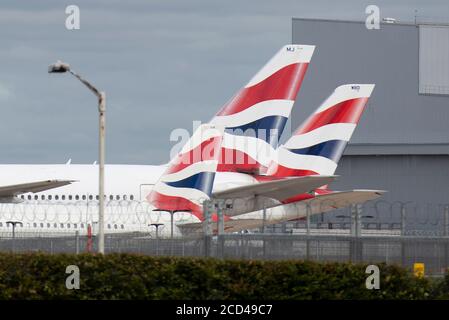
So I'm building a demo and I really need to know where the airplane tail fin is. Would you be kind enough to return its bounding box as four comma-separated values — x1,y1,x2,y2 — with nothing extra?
267,84,375,178
147,124,224,219
211,44,315,174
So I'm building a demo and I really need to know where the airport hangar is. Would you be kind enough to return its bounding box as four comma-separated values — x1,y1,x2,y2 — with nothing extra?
288,18,449,227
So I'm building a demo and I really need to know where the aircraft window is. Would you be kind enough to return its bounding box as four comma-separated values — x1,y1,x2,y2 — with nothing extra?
33,223,37,227
75,195,79,200
130,195,134,200
114,224,117,229
116,195,120,200
62,195,65,200
123,195,127,200
20,195,24,199
34,195,38,200
121,225,124,229
47,223,50,228
69,195,73,200
54,223,57,228
41,195,45,200
107,224,111,229
28,195,32,200
60,223,64,228
96,195,99,200
55,195,59,200
0,222,2,227
74,223,77,228
40,223,43,228
82,195,86,200
48,195,52,200
109,195,113,200
89,195,93,200
67,224,71,229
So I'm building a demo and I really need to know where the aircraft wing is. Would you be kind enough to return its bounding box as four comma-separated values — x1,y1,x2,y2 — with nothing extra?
0,180,75,200
212,175,336,201
300,189,385,209
178,189,385,235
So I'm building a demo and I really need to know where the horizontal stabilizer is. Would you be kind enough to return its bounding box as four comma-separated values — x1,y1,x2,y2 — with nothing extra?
212,175,336,201
297,189,386,213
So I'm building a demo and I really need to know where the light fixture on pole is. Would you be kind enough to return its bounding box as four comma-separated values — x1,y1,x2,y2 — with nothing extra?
48,60,106,254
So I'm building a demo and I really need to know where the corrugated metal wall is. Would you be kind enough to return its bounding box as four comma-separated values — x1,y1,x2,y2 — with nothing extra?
291,19,449,213
334,155,449,203
419,25,449,95
291,19,449,145
330,155,449,231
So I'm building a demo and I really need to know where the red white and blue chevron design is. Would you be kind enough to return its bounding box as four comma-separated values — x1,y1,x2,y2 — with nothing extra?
147,124,223,220
211,44,315,174
267,84,375,177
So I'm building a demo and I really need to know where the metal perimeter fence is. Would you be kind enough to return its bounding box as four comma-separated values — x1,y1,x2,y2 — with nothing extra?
0,199,449,276
0,233,449,276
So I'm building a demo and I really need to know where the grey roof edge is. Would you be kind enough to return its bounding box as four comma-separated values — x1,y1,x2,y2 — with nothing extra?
292,17,417,27
344,143,449,155
292,17,449,27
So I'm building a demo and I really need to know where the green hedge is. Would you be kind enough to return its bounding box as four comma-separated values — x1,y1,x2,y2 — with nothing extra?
0,253,447,299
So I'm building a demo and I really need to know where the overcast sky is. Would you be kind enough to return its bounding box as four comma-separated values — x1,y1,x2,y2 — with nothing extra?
1,0,448,164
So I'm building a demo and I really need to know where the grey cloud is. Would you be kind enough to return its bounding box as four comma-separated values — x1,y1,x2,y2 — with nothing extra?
0,0,447,164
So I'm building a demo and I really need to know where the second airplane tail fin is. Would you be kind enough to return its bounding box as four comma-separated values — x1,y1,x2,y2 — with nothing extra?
267,84,375,178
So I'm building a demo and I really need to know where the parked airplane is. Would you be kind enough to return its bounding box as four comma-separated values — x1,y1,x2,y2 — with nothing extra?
176,84,385,234
0,45,383,237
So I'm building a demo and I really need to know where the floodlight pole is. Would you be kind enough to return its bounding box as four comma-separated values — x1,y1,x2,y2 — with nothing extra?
98,91,106,254
48,61,106,254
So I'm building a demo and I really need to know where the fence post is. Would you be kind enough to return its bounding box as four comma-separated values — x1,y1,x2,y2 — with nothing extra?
357,204,362,262
401,205,406,236
350,205,356,237
401,205,407,268
217,200,225,259
444,205,449,237
75,231,80,254
260,200,267,234
203,200,212,258
350,205,355,262
262,204,267,259
306,203,311,260
350,205,362,263
444,205,449,272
